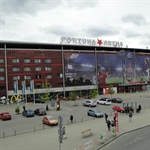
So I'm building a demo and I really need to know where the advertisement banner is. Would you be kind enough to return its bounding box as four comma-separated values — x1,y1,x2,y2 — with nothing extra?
30,80,34,92
13,80,18,94
22,81,26,94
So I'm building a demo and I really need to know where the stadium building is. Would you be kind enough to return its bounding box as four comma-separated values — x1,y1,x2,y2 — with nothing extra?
0,38,149,101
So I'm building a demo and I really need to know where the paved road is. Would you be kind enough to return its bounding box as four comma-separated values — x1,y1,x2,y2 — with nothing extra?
102,126,150,150
0,91,150,150
1,91,150,138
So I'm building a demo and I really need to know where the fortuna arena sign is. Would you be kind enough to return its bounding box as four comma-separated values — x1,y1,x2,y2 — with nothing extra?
60,37,123,47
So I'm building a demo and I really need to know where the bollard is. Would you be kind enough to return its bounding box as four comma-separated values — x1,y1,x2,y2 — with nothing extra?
99,133,103,140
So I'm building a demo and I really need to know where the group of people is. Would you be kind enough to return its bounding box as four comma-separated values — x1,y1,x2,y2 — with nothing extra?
105,113,116,131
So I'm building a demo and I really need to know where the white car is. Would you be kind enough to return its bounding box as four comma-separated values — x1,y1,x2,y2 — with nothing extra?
97,98,111,105
83,100,97,107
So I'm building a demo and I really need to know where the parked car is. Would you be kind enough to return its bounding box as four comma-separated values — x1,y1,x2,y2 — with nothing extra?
83,100,97,107
97,98,111,105
0,112,12,120
113,105,125,113
34,108,46,116
22,109,35,117
111,98,123,103
87,109,104,118
42,116,58,126
35,99,45,103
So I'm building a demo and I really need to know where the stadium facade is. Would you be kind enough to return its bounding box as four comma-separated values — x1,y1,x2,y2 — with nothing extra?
0,39,149,101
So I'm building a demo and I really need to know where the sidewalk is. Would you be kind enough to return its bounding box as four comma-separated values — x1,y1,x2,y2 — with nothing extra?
0,108,150,150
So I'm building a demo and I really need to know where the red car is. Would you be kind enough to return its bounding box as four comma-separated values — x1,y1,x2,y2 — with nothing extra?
0,112,12,120
112,106,125,113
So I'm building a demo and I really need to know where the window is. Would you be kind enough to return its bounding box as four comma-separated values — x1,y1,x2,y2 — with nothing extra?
13,76,20,80
0,67,4,72
12,58,19,63
24,75,31,80
0,76,5,80
0,59,4,63
12,67,20,72
46,75,52,79
57,73,63,78
35,67,41,71
45,59,51,63
24,67,31,71
45,67,51,71
24,58,30,63
35,75,41,79
36,84,42,88
34,59,41,63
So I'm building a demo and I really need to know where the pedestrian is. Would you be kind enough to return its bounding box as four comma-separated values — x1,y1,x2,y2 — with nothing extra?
129,111,133,122
62,127,67,139
23,106,26,111
70,115,73,124
106,119,111,131
105,113,108,122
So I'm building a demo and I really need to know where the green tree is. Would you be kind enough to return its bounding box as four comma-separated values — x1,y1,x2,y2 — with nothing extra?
15,106,20,114
108,84,115,98
89,89,98,98
69,92,77,106
40,79,51,103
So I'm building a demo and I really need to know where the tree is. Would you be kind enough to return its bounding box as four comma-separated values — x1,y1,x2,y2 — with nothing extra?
69,92,77,106
108,84,115,98
15,106,20,114
89,89,98,98
40,79,51,104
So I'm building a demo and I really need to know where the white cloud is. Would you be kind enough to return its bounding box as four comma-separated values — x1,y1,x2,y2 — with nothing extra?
1,0,150,49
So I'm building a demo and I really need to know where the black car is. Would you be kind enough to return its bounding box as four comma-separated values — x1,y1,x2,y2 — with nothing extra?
34,108,46,116
22,109,35,117
111,98,123,103
35,99,45,103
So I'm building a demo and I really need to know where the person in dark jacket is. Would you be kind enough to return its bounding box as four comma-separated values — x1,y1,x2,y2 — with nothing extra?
70,115,73,124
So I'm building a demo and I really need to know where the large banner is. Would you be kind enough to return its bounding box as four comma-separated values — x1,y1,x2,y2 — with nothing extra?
64,52,150,87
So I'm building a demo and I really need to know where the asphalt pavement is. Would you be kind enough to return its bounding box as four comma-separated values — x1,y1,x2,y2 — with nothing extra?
0,92,150,150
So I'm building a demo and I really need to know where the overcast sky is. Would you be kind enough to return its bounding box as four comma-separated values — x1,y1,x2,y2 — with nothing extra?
0,0,150,49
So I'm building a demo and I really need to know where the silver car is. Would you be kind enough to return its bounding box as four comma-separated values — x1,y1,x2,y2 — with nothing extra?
83,100,97,107
87,109,104,118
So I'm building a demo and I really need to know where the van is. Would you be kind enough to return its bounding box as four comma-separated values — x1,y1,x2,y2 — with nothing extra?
97,98,111,105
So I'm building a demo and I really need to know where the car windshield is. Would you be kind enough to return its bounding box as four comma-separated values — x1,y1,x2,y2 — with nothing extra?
3,114,10,116
48,116,55,120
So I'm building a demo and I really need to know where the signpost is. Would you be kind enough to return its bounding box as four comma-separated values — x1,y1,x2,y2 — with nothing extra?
58,115,63,150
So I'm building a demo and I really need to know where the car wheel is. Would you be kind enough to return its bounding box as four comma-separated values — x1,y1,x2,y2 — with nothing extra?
87,113,90,116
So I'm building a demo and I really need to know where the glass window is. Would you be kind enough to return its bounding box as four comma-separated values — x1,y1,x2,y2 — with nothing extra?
34,59,41,63
0,59,4,63
46,75,52,79
24,58,30,63
24,75,31,80
35,67,41,71
13,76,20,80
0,67,4,72
12,58,19,63
12,67,20,71
0,76,5,80
24,67,31,71
35,75,41,79
45,67,51,71
57,73,63,78
45,59,51,63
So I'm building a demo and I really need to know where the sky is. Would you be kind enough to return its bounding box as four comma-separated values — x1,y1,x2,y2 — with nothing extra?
0,0,150,49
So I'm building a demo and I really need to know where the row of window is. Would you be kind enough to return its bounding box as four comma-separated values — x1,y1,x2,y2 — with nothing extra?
0,67,51,72
0,58,51,63
0,75,52,81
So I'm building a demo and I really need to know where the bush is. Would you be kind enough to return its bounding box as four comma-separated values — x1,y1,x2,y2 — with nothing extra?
15,106,20,114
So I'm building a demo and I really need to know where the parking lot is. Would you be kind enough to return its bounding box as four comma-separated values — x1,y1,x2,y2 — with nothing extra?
0,91,150,138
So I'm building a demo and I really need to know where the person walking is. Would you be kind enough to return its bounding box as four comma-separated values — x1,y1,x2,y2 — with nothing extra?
129,111,133,122
70,115,73,124
105,113,108,122
106,119,111,131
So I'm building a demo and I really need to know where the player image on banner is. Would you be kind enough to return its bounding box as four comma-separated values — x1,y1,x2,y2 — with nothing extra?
123,52,136,83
